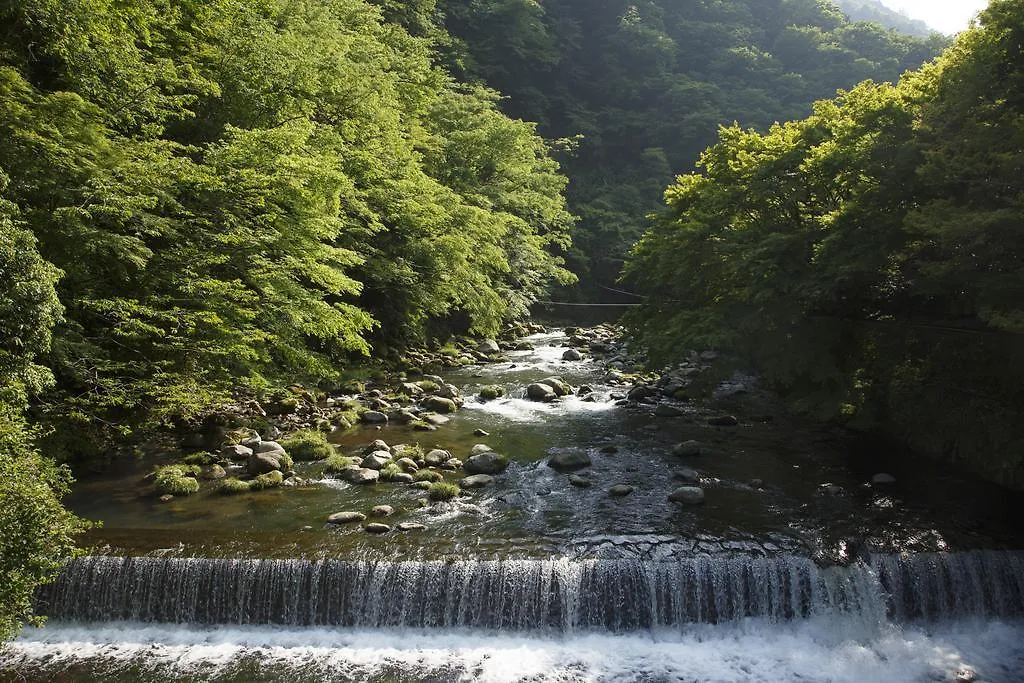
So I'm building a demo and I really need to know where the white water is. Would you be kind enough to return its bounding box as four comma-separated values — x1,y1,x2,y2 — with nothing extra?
4,618,1024,682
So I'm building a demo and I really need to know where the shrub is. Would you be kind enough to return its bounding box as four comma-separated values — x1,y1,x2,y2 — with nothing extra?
322,454,356,474
414,469,442,483
427,482,460,501
380,463,403,481
154,465,200,496
281,429,334,461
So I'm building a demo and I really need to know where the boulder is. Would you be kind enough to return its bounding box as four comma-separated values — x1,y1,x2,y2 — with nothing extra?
539,376,572,396
608,484,634,497
390,472,415,483
327,511,366,524
396,522,427,531
360,411,389,424
222,444,253,461
463,451,509,475
459,474,494,489
479,339,500,354
204,464,227,480
627,385,655,402
365,523,391,534
470,443,493,455
240,435,262,450
562,348,582,361
343,468,380,485
255,440,287,456
673,467,701,484
422,396,458,413
527,383,557,402
361,451,392,470
669,486,705,505
707,414,738,426
247,452,281,475
547,451,592,472
424,449,451,466
363,439,391,455
396,457,419,472
673,440,702,457
871,473,897,485
441,458,463,470
568,474,592,488
371,505,394,517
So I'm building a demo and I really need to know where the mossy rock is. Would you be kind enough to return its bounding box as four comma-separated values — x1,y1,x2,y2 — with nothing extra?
413,469,443,483
154,465,200,496
478,385,505,401
281,429,335,461
416,380,441,393
427,482,460,501
322,454,357,474
267,397,300,416
182,452,214,466
220,477,253,494
379,463,403,481
252,470,284,489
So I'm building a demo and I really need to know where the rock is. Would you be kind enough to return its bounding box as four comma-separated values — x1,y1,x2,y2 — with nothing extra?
422,396,458,414
364,439,391,455
441,458,462,470
254,440,286,456
707,414,738,426
205,464,227,480
539,376,572,396
247,452,281,475
327,511,366,524
158,494,175,502
654,404,684,417
360,411,388,424
479,339,500,354
412,421,437,431
577,385,594,396
871,473,897,485
599,445,618,454
673,467,701,484
749,478,764,488
396,457,419,472
547,451,592,472
396,522,427,532
365,523,391,534
343,468,380,485
459,474,494,489
240,435,261,450
527,383,557,402
669,486,706,505
371,505,394,517
361,451,392,470
562,348,582,361
673,440,702,457
436,383,462,400
390,472,415,483
463,451,509,475
568,474,592,488
473,428,490,437
627,385,655,402
608,484,634,497
424,449,450,466
423,413,450,425
223,444,253,461
470,443,494,455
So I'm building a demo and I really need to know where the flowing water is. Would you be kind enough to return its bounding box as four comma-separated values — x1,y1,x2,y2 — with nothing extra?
3,330,1024,681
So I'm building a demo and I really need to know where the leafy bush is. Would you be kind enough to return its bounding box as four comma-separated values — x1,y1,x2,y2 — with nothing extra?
281,429,334,461
427,482,460,501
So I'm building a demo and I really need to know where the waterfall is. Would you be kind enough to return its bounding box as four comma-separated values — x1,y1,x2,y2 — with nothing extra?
35,551,1024,631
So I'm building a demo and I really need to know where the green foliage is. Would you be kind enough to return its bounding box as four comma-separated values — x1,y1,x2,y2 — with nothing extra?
624,0,1024,486
322,454,357,474
438,0,948,293
380,463,403,481
252,470,284,490
281,430,335,462
154,465,200,496
414,469,443,483
427,481,460,501
478,385,505,400
182,453,214,466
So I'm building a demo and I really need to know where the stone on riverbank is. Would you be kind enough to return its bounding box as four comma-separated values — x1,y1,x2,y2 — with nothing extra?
547,451,592,472
460,474,494,489
673,440,702,457
669,486,705,505
463,451,508,475
371,505,394,517
568,474,592,488
365,523,391,534
343,467,380,485
327,511,366,524
608,484,634,497
527,383,557,401
424,449,450,466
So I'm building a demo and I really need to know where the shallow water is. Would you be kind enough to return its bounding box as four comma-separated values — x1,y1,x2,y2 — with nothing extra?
61,330,1024,560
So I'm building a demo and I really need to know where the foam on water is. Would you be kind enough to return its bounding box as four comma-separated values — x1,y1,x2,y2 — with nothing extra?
4,619,1024,682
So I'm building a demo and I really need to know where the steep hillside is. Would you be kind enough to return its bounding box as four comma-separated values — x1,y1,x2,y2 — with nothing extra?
833,0,935,37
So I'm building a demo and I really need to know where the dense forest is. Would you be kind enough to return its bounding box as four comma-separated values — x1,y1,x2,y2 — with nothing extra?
438,0,947,289
625,0,1024,488
0,0,1017,641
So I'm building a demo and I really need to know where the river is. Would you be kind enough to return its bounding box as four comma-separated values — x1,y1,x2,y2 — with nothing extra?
2,329,1023,681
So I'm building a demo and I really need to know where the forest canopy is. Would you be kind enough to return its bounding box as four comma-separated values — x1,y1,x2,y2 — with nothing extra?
624,0,1024,487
